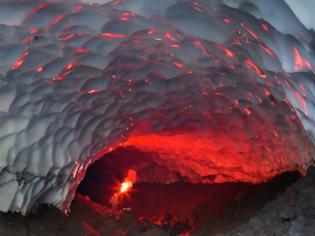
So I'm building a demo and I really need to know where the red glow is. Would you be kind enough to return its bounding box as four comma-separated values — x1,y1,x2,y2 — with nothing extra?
223,18,232,24
30,28,39,34
13,51,29,69
259,44,276,58
192,1,204,12
261,23,269,32
264,88,271,96
241,22,259,40
14,60,24,69
17,1,315,223
32,3,49,13
112,0,125,6
36,67,43,73
99,32,127,39
164,32,177,41
87,89,101,94
193,40,210,56
147,29,155,35
66,63,74,70
244,108,252,115
51,15,65,25
82,222,101,236
245,59,267,78
299,84,307,96
120,124,304,184
285,80,291,89
223,48,234,58
23,37,33,44
232,39,242,46
75,48,89,53
293,47,304,70
122,11,136,17
173,61,185,69
74,5,83,13
52,76,64,81
119,17,129,21
217,45,234,58
58,33,76,41
167,43,181,48
294,91,308,115
120,181,133,193
292,47,312,71
109,169,137,211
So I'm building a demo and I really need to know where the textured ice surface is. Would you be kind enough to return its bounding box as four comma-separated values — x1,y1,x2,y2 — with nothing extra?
0,0,314,214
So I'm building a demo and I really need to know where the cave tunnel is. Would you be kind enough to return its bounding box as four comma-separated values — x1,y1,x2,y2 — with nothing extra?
1,0,315,235
77,146,301,234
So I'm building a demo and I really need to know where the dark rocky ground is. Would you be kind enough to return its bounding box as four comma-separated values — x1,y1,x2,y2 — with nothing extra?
222,167,315,236
0,168,314,236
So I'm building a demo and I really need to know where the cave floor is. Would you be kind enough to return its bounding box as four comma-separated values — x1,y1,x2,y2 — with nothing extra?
221,167,315,236
0,168,315,236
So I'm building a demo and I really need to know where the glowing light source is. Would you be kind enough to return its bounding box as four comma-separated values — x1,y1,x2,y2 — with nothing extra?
109,169,137,211
120,181,133,193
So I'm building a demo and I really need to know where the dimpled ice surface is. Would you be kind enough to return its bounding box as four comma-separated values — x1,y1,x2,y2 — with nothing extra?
0,0,314,214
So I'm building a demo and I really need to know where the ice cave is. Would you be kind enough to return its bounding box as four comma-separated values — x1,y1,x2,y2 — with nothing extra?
0,0,315,235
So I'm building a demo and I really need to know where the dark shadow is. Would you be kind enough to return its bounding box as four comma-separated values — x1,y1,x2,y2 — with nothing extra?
77,147,301,234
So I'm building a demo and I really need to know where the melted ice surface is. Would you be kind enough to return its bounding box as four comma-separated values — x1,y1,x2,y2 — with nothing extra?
0,0,314,214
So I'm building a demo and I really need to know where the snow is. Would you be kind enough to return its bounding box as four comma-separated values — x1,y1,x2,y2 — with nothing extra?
0,0,314,215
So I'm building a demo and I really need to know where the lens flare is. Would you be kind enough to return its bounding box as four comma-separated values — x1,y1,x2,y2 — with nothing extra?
110,169,137,211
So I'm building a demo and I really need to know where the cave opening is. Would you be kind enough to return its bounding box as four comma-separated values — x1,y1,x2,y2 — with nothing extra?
77,147,301,234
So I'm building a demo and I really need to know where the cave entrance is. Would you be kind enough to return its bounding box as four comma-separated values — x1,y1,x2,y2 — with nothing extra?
77,147,301,234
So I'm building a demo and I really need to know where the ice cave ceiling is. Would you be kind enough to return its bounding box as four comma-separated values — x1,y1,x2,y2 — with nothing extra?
0,0,314,215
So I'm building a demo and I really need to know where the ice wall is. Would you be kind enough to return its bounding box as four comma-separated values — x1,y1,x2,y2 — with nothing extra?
0,0,314,214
